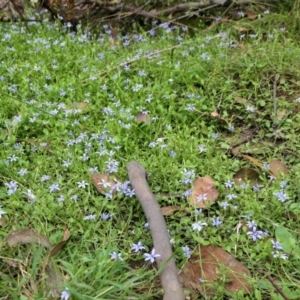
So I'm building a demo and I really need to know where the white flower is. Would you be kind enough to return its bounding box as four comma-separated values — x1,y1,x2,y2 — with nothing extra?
192,221,207,231
77,180,88,188
61,288,70,300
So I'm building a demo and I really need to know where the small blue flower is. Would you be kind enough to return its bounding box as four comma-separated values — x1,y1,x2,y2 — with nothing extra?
212,217,222,227
182,245,191,258
247,227,264,241
144,249,160,263
252,184,260,191
132,241,145,253
273,190,288,202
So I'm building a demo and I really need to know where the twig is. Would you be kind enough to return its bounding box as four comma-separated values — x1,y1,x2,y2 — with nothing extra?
82,44,181,80
127,161,185,300
267,275,289,300
273,79,277,128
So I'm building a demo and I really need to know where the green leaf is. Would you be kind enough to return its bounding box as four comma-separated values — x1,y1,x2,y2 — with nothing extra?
275,227,296,253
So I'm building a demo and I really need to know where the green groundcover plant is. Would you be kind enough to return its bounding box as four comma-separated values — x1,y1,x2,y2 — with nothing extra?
1,6,300,299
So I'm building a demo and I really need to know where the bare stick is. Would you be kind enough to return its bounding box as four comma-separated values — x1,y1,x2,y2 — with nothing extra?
267,276,289,300
127,161,185,300
273,79,277,128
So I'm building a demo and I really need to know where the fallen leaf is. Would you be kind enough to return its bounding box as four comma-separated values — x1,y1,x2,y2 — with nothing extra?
6,229,52,248
25,139,51,151
179,245,253,298
136,112,151,124
210,111,227,123
283,211,298,221
190,177,219,208
235,97,250,106
5,229,64,297
233,168,262,187
161,206,181,216
47,230,71,261
73,102,90,113
269,160,288,178
246,11,257,20
0,218,6,227
232,26,250,32
241,154,264,169
277,110,286,120
231,146,241,156
88,173,118,195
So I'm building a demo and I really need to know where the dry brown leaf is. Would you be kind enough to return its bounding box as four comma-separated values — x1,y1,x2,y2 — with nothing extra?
269,160,288,178
161,206,181,216
235,97,250,106
74,102,90,113
136,112,151,124
246,11,257,20
5,229,64,297
179,245,252,298
6,229,52,248
0,218,6,227
232,25,249,32
47,230,71,261
283,211,298,221
241,154,264,169
88,173,118,195
231,146,241,156
277,110,286,119
190,177,219,208
233,168,262,187
25,139,51,151
210,111,227,123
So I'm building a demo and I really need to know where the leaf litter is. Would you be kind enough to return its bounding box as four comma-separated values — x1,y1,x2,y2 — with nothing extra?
179,245,253,298
4,228,70,297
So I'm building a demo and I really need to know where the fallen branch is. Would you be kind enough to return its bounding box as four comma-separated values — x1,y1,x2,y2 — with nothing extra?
127,161,185,300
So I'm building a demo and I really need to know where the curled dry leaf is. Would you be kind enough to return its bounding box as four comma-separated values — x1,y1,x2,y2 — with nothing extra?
269,160,288,178
74,102,90,113
235,96,250,106
241,154,264,169
0,218,6,227
246,11,257,20
233,167,262,187
190,176,219,208
136,112,152,124
232,25,250,32
89,173,118,195
47,230,71,262
6,229,52,248
179,245,252,298
161,206,182,216
210,111,227,123
5,229,64,297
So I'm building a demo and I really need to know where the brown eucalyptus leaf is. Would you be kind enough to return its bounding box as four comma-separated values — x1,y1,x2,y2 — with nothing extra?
0,218,6,227
190,176,219,208
74,102,90,113
246,11,257,20
235,97,250,106
210,111,227,123
241,154,264,169
232,26,249,32
136,112,151,124
161,206,181,216
269,160,288,178
48,230,71,260
6,229,52,248
233,168,262,187
179,245,252,298
88,173,118,195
